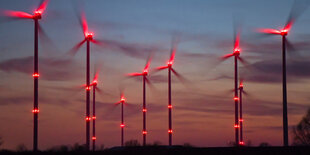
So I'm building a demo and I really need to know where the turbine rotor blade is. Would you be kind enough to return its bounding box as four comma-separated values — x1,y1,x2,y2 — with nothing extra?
171,68,188,84
221,53,234,60
237,56,249,66
256,28,281,35
2,10,33,19
284,0,310,31
68,39,86,56
127,73,143,77
145,77,156,91
156,66,168,70
37,0,49,14
91,39,108,48
38,23,59,54
144,54,152,72
72,1,88,36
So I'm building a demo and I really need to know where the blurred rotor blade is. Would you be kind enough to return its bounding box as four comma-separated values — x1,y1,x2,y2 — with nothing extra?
233,17,243,50
127,72,143,77
2,10,33,19
145,77,157,91
286,39,302,59
144,54,152,72
237,56,250,66
38,23,60,55
92,68,99,83
156,66,168,70
72,1,88,36
286,39,297,52
169,41,177,64
36,0,49,14
256,28,281,35
171,68,188,83
234,28,240,50
221,53,234,60
68,39,86,56
91,39,109,47
79,11,88,36
284,0,310,31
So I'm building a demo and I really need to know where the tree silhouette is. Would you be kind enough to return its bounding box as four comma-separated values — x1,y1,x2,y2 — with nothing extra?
124,140,140,147
293,108,310,145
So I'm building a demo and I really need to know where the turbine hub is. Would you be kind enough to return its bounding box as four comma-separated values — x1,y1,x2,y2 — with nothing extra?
280,29,288,36
234,48,240,56
143,69,148,75
167,61,173,67
33,11,42,19
85,32,93,40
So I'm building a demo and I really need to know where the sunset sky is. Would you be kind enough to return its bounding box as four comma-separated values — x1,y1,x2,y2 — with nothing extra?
0,0,310,150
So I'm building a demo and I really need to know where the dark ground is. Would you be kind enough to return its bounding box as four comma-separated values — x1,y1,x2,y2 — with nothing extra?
1,146,310,155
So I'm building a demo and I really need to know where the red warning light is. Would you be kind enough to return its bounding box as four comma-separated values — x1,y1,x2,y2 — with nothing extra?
234,97,239,101
92,137,96,140
143,108,147,112
120,124,125,128
168,105,173,109
32,109,40,113
168,130,173,133
85,116,91,121
33,73,40,78
142,131,147,135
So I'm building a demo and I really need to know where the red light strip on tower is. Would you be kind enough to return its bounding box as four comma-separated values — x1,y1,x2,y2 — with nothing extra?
92,137,96,140
32,73,40,78
85,116,91,121
32,109,40,113
234,124,239,128
92,116,96,120
168,105,173,109
234,97,239,101
168,130,173,133
120,124,125,128
142,131,147,135
142,108,147,112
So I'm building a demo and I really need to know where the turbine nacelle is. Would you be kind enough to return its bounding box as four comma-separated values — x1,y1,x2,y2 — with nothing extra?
167,61,173,67
85,32,93,40
33,10,42,19
280,29,288,36
91,80,98,86
233,48,241,56
120,96,125,102
143,69,148,76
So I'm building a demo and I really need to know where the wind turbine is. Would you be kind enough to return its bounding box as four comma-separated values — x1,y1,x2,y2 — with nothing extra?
115,93,126,147
257,0,309,146
69,10,100,150
127,56,152,146
155,41,185,146
238,79,248,146
221,28,247,146
1,0,49,151
90,71,100,151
